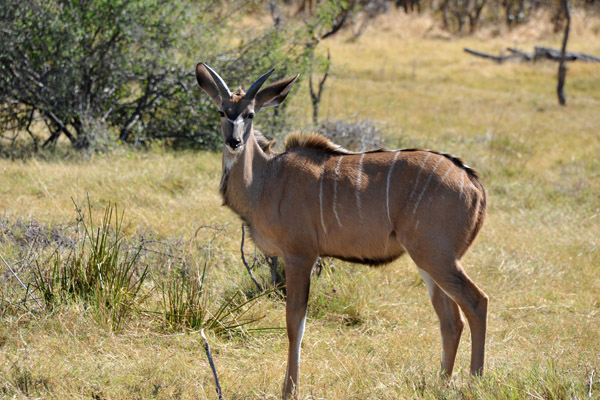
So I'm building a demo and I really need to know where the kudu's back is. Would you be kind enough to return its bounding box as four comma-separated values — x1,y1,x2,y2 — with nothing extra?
263,139,486,266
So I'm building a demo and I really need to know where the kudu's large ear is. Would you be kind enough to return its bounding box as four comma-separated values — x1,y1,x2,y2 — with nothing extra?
195,62,228,106
255,75,300,110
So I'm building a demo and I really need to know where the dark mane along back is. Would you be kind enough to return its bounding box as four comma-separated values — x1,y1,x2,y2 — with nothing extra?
284,133,353,155
400,148,480,180
281,133,480,180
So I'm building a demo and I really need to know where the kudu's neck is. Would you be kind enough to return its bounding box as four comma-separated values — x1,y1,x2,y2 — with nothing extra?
220,128,270,223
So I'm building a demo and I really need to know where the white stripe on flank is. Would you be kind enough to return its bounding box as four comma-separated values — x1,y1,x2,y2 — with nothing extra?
413,157,443,214
459,172,465,199
386,151,401,225
440,165,452,184
332,156,344,227
408,152,431,201
355,153,366,220
319,165,327,235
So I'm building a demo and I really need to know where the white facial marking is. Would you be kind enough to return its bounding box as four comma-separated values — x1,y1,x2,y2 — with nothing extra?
409,152,431,201
355,153,366,220
225,144,244,154
224,115,246,154
319,165,328,235
386,151,401,225
333,156,344,227
413,157,443,215
227,116,244,125
223,150,237,172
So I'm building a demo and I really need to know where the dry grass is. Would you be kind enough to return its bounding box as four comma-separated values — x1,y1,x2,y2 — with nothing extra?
1,9,600,400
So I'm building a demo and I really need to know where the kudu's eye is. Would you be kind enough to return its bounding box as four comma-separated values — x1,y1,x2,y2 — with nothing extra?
247,112,255,120
218,111,225,118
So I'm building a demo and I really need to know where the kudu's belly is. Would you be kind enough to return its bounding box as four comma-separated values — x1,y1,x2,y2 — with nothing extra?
318,223,406,266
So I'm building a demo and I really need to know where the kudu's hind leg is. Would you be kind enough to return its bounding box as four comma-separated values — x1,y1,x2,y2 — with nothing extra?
282,254,316,400
418,268,465,377
417,257,488,376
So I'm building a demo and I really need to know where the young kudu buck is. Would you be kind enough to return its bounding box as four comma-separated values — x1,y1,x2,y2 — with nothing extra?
195,62,488,399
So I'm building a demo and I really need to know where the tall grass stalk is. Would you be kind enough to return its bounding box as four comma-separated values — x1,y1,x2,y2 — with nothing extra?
156,261,277,336
33,198,148,331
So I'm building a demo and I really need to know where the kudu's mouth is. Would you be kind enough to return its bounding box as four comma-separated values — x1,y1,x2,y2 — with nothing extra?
225,142,244,154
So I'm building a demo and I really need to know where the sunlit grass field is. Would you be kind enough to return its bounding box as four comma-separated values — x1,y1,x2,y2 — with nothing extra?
1,10,599,399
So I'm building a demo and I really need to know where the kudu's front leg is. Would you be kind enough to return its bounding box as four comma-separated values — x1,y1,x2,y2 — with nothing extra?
282,254,316,400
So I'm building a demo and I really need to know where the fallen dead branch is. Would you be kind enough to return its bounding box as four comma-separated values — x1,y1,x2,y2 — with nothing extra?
464,46,600,63
464,48,522,63
506,47,533,61
536,46,600,63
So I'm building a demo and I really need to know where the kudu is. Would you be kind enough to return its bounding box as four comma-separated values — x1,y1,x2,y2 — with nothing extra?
195,62,488,399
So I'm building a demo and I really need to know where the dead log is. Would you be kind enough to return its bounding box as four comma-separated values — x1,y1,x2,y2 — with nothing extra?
506,47,534,61
535,46,600,63
463,48,524,63
465,46,600,63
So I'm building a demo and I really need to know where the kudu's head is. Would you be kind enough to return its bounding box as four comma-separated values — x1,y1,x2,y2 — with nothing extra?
195,63,298,154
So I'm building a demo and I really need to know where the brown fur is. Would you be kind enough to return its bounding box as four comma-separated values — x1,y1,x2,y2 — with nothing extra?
195,65,489,400
231,88,245,102
254,130,276,154
284,132,353,155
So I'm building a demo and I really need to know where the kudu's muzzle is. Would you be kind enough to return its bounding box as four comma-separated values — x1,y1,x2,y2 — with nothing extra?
224,117,245,152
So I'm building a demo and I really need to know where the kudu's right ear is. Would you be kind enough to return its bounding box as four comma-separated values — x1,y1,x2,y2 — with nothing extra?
195,62,222,106
255,74,299,110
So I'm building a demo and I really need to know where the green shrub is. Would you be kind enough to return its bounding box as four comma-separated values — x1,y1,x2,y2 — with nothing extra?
0,0,347,151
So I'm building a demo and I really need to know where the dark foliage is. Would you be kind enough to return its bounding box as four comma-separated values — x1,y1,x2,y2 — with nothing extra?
0,0,323,151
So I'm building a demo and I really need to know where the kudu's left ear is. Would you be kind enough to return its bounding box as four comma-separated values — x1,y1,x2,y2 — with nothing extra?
255,75,300,110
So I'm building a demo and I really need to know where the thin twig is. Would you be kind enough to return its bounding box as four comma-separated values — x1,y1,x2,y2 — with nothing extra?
1,253,42,308
590,369,595,398
240,224,263,292
200,329,223,400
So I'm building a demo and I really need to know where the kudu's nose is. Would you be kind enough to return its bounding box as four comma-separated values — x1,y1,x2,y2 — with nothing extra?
227,137,242,149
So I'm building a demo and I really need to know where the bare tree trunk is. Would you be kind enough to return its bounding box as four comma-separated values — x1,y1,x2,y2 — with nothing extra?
440,0,450,29
557,0,570,106
309,49,331,126
468,0,487,33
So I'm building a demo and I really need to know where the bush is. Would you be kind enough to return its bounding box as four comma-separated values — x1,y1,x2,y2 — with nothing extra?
0,0,345,151
318,117,384,151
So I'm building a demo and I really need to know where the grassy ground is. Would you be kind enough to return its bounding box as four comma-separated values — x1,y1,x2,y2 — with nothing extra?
1,10,599,400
